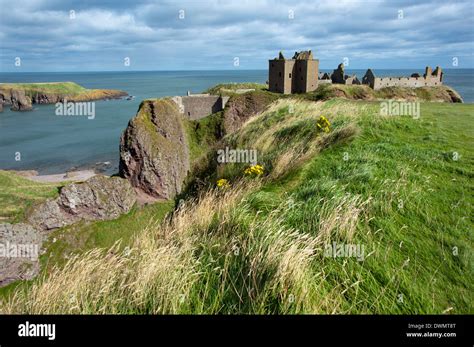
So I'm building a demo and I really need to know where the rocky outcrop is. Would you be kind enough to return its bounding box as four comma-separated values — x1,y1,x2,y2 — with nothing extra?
119,99,190,200
222,91,277,134
0,223,43,287
27,175,136,231
0,89,33,111
445,87,463,103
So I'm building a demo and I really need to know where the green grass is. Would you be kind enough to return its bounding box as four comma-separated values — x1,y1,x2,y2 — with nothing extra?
41,200,174,269
0,170,61,223
260,101,473,313
0,82,87,96
306,83,463,103
1,98,472,314
205,82,268,95
185,112,224,163
180,99,473,313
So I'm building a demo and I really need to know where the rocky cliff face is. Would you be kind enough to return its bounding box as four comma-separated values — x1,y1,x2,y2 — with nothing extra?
0,223,43,286
119,99,190,200
222,91,278,134
0,89,33,111
27,175,136,231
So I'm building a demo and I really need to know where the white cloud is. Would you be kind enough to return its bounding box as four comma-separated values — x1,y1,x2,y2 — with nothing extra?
0,0,472,71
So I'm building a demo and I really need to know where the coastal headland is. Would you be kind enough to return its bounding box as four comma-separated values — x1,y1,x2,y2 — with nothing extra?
0,82,128,111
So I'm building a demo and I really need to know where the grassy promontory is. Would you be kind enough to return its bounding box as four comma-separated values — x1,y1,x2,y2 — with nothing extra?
0,82,127,110
1,81,472,313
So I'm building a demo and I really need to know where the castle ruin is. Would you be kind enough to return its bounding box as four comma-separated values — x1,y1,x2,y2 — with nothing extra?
268,50,443,93
361,66,443,90
268,50,319,94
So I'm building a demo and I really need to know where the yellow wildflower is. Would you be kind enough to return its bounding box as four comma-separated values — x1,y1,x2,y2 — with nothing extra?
317,115,331,133
244,164,264,176
216,178,230,188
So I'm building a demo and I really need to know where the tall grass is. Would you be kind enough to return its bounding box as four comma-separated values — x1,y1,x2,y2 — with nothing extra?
1,99,472,314
1,177,372,314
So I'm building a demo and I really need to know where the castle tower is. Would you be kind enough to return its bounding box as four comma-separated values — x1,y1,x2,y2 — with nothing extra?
268,50,319,94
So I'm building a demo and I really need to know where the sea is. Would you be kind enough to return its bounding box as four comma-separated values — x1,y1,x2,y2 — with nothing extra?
0,69,473,175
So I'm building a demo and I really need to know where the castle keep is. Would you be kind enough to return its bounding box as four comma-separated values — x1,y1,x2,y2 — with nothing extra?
269,51,319,94
269,50,443,93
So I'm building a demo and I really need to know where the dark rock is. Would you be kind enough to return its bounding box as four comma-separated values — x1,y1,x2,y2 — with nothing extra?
119,99,190,199
0,223,43,287
27,175,136,231
9,89,32,111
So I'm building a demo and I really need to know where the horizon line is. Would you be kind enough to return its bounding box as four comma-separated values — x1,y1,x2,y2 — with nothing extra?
1,67,473,74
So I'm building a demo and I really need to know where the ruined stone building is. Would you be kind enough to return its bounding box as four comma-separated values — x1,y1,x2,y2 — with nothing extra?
268,51,443,93
330,63,360,85
268,50,319,94
362,66,443,90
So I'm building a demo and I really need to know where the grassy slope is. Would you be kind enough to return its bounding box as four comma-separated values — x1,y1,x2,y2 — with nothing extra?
2,98,471,314
237,100,473,313
307,83,463,103
0,170,174,298
0,170,60,223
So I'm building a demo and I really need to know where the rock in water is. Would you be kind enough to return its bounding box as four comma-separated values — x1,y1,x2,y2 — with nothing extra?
119,99,190,199
27,175,137,231
0,223,43,287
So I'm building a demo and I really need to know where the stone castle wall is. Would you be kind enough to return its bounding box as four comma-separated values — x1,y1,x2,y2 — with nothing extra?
363,66,443,90
172,95,229,120
372,76,442,90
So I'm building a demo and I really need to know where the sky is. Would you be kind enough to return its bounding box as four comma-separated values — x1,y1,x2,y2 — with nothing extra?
0,0,473,72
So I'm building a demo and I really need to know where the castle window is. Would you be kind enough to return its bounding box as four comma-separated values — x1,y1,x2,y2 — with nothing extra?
188,112,191,116
271,63,274,67
289,73,292,78
279,72,282,77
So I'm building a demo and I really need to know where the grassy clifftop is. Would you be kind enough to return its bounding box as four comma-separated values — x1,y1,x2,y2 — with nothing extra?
0,82,87,95
205,82,463,103
307,83,463,103
0,82,127,104
2,97,472,314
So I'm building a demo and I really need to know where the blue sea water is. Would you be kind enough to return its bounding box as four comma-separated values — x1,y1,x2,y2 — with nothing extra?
0,69,472,174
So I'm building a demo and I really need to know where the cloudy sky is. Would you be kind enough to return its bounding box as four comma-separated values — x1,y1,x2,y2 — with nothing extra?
0,0,473,71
